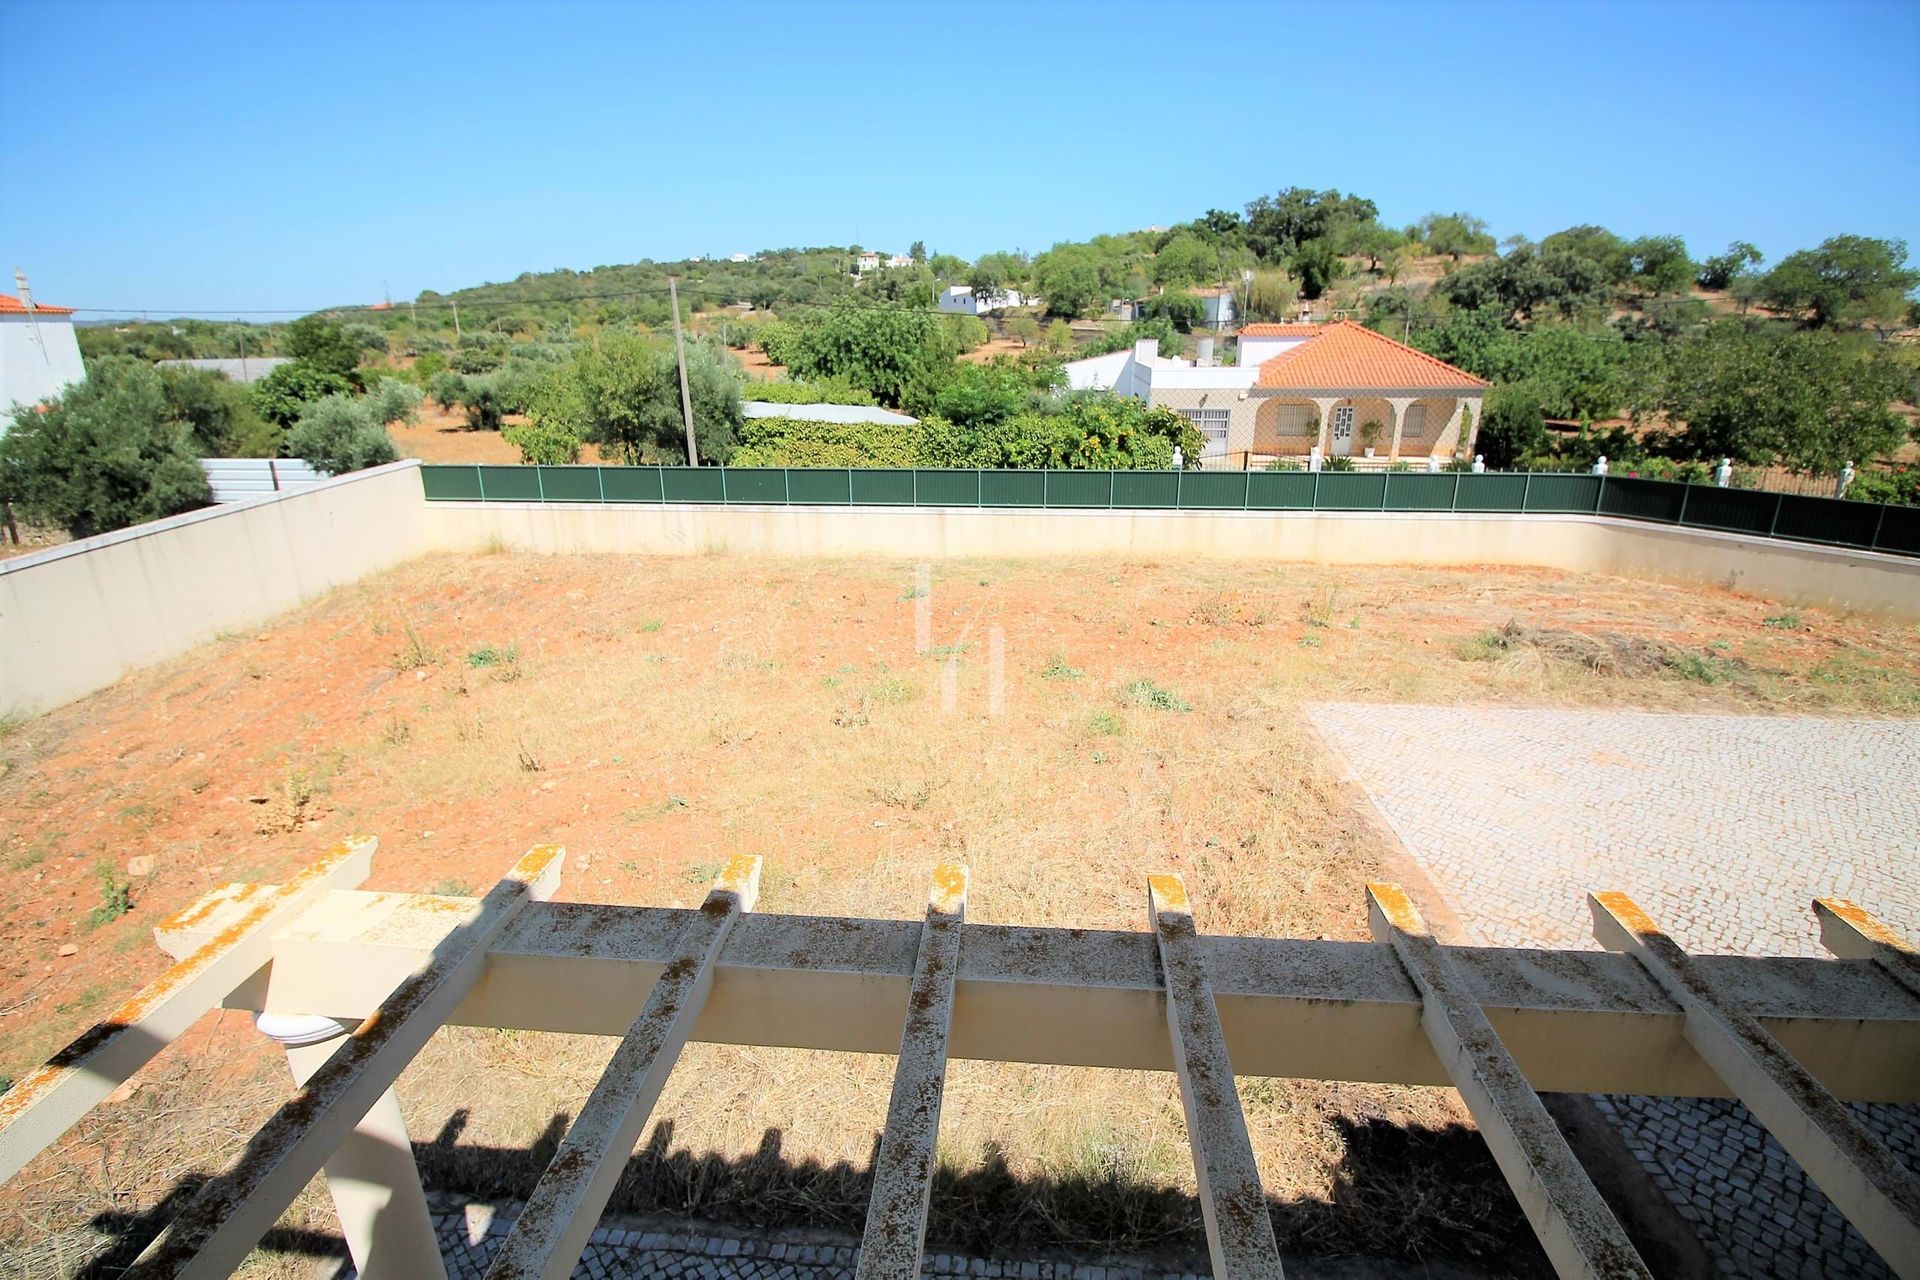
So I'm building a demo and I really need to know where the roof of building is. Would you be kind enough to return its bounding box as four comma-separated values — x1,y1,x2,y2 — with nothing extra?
156,356,294,385
0,295,76,316
1253,321,1488,391
742,401,918,426
1238,323,1328,338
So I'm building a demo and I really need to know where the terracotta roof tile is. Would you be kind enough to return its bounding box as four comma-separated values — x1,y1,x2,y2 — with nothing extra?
0,295,76,316
1238,323,1328,337
1253,321,1486,391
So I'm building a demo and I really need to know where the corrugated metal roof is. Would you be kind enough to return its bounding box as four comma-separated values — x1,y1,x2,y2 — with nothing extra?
742,401,918,425
156,357,294,385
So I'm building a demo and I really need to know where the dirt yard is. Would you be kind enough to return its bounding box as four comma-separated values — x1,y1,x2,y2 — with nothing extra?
3,556,1917,1274
387,401,613,465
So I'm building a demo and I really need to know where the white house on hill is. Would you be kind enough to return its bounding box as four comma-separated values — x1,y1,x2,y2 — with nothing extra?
1062,323,1486,465
937,285,1034,317
1,282,86,428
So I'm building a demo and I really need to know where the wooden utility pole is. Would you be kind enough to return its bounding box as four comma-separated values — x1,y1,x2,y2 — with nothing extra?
668,276,699,466
451,298,462,344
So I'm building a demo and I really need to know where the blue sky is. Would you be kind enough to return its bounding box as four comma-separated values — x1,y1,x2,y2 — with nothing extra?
5,0,1917,317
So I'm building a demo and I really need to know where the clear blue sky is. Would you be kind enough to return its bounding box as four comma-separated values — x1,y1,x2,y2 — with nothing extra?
5,0,1917,317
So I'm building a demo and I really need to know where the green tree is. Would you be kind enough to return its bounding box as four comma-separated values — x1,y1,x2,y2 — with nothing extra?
1045,319,1075,354
909,240,927,264
1474,386,1550,468
1417,212,1496,262
924,360,1039,427
286,394,401,475
283,315,363,384
1141,292,1204,331
536,334,742,464
1643,320,1911,470
1697,241,1764,291
1152,234,1218,287
502,420,583,464
0,359,211,537
1288,239,1345,299
156,364,279,456
252,362,351,427
1006,316,1043,348
1538,225,1632,283
1032,244,1104,317
1760,235,1920,328
1624,235,1695,296
777,304,957,405
1243,188,1378,262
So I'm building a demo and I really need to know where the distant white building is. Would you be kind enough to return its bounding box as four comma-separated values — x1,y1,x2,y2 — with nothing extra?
885,254,913,269
729,253,750,263
937,285,1035,317
1190,286,1237,328
855,251,881,273
1,280,86,428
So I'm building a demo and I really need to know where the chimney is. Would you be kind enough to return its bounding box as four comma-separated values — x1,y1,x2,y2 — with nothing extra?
1196,337,1215,366
1132,338,1159,361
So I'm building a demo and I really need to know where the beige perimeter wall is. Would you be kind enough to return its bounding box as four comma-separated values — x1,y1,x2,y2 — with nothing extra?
0,461,429,714
8,471,1918,715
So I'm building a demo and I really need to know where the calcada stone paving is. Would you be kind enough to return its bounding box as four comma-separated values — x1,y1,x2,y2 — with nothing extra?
1307,703,1920,1279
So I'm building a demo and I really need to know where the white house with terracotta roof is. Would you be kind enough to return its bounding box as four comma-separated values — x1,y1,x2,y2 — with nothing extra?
1061,322,1485,465
1,284,86,427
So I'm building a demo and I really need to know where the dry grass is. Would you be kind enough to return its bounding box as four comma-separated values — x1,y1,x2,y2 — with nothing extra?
4,553,1919,1274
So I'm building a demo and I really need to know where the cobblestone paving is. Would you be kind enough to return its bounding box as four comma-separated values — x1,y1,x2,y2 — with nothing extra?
1307,703,1920,1279
409,1203,1204,1280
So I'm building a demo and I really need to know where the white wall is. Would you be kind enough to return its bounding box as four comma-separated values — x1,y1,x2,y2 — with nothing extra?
1236,336,1309,370
1062,350,1131,391
0,461,429,714
0,315,87,422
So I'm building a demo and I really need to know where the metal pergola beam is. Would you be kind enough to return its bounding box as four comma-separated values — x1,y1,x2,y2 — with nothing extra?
163,890,1920,1102
125,846,565,1279
487,855,760,1280
1369,884,1648,1279
856,865,968,1280
1592,892,1920,1278
1149,873,1285,1279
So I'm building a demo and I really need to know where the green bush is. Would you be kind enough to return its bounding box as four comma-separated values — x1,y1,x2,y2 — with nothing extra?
157,363,279,456
502,421,583,464
286,394,400,475
252,361,352,427
1845,465,1920,506
0,359,211,537
740,377,878,407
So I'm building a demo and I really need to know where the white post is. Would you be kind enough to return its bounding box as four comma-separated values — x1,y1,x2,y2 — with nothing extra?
1426,455,1441,474
1471,454,1486,474
1837,461,1855,499
1308,445,1323,473
1716,458,1733,488
1386,397,1413,464
256,1013,446,1280
1593,455,1609,476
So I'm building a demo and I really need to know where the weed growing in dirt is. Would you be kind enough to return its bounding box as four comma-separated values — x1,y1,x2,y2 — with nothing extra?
1455,631,1504,662
638,617,665,633
86,862,132,928
392,620,439,671
1121,679,1191,712
1304,587,1341,629
1763,610,1805,630
1670,652,1739,685
868,675,918,705
1087,710,1124,736
467,643,521,680
900,583,927,600
0,712,28,740
1041,653,1084,681
929,644,968,660
515,740,543,772
382,716,411,745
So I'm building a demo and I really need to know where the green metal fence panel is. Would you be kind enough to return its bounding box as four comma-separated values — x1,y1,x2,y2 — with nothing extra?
1245,471,1317,509
1382,474,1458,511
1038,470,1107,507
915,469,983,506
1872,504,1918,555
1453,472,1525,510
1675,486,1776,536
421,465,483,501
981,470,1045,507
1598,476,1686,523
785,469,851,505
477,465,543,501
1772,493,1881,547
600,467,664,503
1516,473,1600,512
850,469,916,505
1111,471,1180,508
534,466,603,502
661,467,725,503
1313,472,1389,510
722,468,789,504
1177,471,1250,509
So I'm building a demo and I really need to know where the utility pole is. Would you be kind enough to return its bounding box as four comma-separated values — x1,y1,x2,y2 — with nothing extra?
451,298,462,344
668,276,699,466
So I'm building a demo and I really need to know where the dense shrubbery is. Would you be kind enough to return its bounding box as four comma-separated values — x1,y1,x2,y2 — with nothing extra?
0,359,211,537
740,377,877,406
524,333,742,464
286,381,419,475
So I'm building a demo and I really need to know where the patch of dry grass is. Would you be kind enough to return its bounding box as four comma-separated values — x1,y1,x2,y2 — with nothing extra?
4,553,1918,1273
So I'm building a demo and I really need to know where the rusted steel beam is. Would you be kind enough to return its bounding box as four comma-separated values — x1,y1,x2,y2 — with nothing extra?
1368,884,1649,1280
1814,897,1920,1002
0,836,376,1183
126,845,565,1280
856,865,968,1280
1148,873,1285,1280
1592,892,1920,1278
485,855,761,1280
